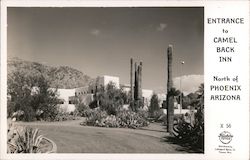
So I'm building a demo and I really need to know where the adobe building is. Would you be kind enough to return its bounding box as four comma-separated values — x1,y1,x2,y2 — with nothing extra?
88,75,120,93
55,75,120,112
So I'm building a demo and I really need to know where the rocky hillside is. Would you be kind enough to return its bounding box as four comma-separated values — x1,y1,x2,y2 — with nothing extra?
7,57,92,89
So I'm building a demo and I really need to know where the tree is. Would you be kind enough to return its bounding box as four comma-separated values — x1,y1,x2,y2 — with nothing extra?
94,82,126,115
148,93,160,118
8,70,36,120
30,76,60,121
7,70,60,121
173,83,204,151
185,93,199,109
194,83,204,133
191,83,204,150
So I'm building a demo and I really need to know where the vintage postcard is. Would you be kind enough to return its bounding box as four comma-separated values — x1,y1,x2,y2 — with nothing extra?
0,0,249,160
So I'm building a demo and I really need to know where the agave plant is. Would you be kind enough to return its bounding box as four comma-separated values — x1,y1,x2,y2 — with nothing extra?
7,126,44,153
17,127,44,153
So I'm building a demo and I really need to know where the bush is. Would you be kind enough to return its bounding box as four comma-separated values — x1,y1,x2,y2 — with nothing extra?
152,110,164,121
22,106,37,122
85,109,108,126
137,109,149,119
7,101,15,118
54,108,80,121
8,71,60,121
84,109,149,129
172,83,204,151
148,94,160,118
173,114,183,122
94,82,125,115
82,83,149,128
117,110,149,128
74,103,92,117
130,99,144,112
173,115,203,150
8,123,45,153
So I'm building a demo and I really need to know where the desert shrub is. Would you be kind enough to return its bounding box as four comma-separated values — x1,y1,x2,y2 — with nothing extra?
74,102,92,117
103,115,120,127
54,108,80,121
82,83,149,128
137,108,149,119
10,110,25,121
7,124,45,153
117,110,149,128
7,101,15,118
91,114,120,128
148,94,160,118
173,114,183,122
152,110,164,122
8,71,60,121
84,109,149,129
82,107,94,118
85,109,108,126
172,83,204,151
22,106,37,122
173,115,203,150
93,82,126,115
130,99,144,112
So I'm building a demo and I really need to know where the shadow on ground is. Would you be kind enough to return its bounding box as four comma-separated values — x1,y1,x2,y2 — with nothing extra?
138,127,167,133
162,136,204,153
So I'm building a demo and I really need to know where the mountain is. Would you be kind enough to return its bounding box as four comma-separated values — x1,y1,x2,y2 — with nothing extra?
7,57,93,89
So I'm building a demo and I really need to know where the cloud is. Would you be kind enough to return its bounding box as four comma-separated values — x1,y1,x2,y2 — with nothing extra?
156,23,167,31
173,74,204,95
90,29,101,36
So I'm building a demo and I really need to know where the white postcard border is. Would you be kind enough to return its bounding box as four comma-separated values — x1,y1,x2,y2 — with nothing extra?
1,1,249,160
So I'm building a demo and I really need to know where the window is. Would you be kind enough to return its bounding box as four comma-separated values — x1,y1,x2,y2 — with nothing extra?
58,99,64,104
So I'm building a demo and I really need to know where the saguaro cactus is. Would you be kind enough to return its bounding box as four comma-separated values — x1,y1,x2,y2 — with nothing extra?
134,62,138,100
130,58,134,101
167,45,174,133
138,62,142,100
130,60,143,111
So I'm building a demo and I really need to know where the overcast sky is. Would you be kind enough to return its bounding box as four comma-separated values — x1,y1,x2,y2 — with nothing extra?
7,7,204,93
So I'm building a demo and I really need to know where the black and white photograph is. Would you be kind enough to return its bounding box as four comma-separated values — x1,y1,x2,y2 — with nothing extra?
5,7,205,154
1,1,250,160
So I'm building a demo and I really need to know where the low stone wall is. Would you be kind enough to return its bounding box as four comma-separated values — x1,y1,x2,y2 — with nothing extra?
42,137,57,153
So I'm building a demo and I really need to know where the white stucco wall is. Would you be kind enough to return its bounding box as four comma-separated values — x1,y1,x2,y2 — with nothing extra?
60,104,76,113
157,93,166,108
142,89,153,98
56,88,76,112
57,89,75,103
142,89,153,107
75,86,89,95
161,108,196,115
102,75,120,89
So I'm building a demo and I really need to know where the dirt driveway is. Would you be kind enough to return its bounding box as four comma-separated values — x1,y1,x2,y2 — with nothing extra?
16,119,192,153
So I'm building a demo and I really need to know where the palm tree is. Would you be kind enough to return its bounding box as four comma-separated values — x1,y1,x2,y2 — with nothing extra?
196,83,204,106
195,83,204,124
